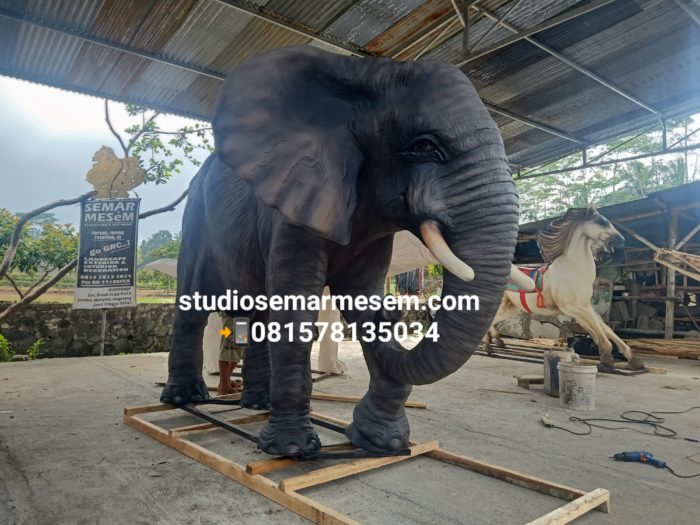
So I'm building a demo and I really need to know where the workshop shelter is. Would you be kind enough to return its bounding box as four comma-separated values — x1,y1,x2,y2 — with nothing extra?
1,0,700,171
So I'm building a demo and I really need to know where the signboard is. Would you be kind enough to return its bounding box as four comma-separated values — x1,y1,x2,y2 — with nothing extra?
73,198,140,310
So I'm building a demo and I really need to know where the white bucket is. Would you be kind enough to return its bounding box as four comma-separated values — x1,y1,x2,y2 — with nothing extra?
558,362,597,411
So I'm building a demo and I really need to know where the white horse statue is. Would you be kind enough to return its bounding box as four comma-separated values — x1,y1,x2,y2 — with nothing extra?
484,206,646,372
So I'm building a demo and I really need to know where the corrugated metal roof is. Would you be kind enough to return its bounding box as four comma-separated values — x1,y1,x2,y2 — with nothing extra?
0,0,699,169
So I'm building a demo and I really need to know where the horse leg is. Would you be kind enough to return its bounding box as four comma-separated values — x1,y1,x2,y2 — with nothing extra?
482,328,493,354
484,297,516,354
598,321,645,370
564,305,616,373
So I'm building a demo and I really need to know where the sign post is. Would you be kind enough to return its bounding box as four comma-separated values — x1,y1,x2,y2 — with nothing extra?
73,198,140,311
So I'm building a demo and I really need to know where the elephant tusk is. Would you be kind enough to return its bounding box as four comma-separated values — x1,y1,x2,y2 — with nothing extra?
508,265,536,292
420,221,475,282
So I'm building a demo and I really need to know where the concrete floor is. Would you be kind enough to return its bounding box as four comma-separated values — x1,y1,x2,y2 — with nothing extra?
1,343,699,525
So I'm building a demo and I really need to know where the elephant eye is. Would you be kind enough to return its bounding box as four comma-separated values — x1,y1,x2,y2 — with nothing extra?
410,138,437,153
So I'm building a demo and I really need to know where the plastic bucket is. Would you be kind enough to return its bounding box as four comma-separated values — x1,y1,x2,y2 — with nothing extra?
543,350,577,398
558,362,597,411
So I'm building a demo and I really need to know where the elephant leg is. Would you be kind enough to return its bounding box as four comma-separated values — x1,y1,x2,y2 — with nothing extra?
257,232,328,456
160,307,211,404
330,236,411,452
339,303,412,452
241,310,271,410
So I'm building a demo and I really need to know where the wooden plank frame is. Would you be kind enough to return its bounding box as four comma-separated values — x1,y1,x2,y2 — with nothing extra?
123,403,610,525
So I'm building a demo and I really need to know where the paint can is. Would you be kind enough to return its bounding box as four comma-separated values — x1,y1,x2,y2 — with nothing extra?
558,362,597,411
543,349,578,398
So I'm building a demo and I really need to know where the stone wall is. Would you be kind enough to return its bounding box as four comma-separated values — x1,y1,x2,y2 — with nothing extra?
0,300,435,359
0,302,175,357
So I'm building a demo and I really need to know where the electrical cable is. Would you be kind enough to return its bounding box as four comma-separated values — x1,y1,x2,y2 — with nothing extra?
545,406,700,442
543,405,700,478
665,465,700,479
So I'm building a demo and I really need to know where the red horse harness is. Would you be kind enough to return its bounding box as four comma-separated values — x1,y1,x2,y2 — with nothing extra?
511,265,549,313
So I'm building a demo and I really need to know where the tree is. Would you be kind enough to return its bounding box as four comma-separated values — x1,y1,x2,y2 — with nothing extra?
0,211,78,298
0,101,212,320
107,102,213,185
516,116,699,222
138,230,174,267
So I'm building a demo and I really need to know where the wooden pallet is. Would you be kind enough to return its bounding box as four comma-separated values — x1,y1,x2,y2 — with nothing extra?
479,339,667,374
123,402,610,525
154,383,428,409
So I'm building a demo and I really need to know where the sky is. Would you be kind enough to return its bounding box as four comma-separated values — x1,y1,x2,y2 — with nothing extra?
0,76,206,241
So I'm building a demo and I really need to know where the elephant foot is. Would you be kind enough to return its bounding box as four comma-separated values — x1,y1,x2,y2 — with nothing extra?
346,395,410,452
627,356,646,371
258,415,321,456
597,355,616,374
240,385,270,410
160,376,210,405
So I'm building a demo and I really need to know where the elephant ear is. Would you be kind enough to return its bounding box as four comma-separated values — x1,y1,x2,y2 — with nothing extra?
213,47,364,246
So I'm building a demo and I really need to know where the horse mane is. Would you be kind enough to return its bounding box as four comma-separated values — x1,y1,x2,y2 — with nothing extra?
537,205,598,263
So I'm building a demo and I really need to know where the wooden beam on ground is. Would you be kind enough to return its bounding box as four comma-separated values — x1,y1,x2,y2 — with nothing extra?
125,404,610,524
515,375,544,389
124,393,241,416
526,488,611,525
278,441,440,493
312,392,427,409
425,449,609,513
169,412,270,436
124,412,362,525
246,444,357,476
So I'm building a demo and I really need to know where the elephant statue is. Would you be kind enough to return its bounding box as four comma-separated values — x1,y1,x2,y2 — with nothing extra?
161,46,521,456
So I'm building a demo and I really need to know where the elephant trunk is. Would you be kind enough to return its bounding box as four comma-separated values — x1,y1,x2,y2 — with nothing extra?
376,172,519,385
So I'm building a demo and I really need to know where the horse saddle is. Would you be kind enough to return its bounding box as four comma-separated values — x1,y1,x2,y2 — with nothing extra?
506,265,549,312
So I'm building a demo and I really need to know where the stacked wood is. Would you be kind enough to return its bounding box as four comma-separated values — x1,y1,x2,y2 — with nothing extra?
477,338,667,374
624,338,700,360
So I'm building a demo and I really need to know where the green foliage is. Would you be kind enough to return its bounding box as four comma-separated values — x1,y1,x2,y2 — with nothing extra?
124,104,213,185
0,209,79,295
138,230,181,267
26,338,44,360
516,117,699,222
427,264,444,277
134,230,181,290
0,334,13,362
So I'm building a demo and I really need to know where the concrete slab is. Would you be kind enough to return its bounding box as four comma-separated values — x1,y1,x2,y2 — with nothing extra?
1,343,699,525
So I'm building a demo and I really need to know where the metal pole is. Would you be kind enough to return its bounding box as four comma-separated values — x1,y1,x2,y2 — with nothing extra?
100,309,107,356
484,103,586,145
665,210,678,339
469,5,665,118
457,0,616,66
469,0,522,52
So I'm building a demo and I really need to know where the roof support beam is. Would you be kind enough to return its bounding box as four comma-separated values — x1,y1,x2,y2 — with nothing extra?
392,15,459,59
469,4,665,118
485,103,587,145
457,0,616,66
213,0,365,57
516,143,700,179
450,0,476,53
469,0,523,52
0,8,227,80
674,0,700,27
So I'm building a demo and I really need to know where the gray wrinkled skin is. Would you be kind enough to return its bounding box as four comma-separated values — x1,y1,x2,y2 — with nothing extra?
161,47,519,456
